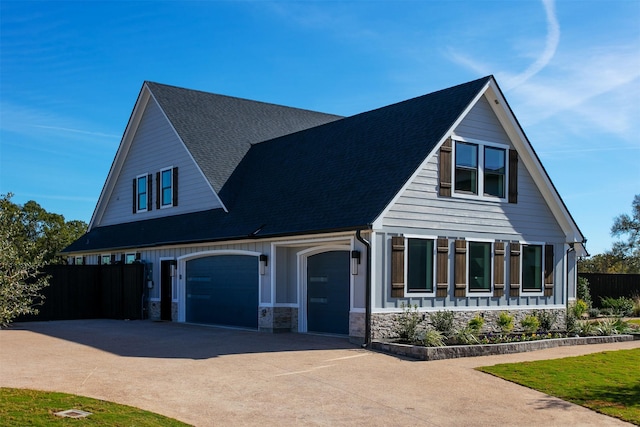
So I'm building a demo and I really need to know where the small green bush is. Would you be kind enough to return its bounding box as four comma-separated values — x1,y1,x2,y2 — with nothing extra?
521,315,540,333
497,311,514,334
414,328,446,347
571,299,588,318
394,304,423,341
600,296,634,317
577,320,597,336
429,310,455,337
588,307,600,318
536,310,558,332
631,293,640,317
453,326,480,345
468,314,485,332
577,277,592,309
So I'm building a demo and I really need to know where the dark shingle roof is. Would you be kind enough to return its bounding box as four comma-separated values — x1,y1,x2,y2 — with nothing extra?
64,76,490,253
146,82,343,193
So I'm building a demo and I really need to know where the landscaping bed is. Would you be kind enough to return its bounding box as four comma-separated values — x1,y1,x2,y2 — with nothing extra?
372,334,635,361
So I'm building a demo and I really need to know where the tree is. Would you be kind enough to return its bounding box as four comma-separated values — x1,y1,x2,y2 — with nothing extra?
0,193,88,326
578,194,640,274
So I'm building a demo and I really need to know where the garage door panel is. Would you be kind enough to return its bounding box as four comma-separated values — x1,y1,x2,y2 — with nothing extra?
186,255,258,328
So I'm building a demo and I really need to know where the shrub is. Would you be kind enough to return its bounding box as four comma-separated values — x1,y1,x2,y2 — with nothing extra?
631,292,640,317
577,320,598,336
497,312,514,334
521,315,540,333
414,328,446,347
394,304,423,341
565,310,579,335
571,299,588,318
536,310,558,332
429,310,455,337
600,296,634,317
468,314,485,333
588,307,600,318
453,326,480,345
595,318,620,336
577,277,592,309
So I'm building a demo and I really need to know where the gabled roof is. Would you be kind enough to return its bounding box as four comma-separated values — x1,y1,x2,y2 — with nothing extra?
146,82,343,193
65,76,492,252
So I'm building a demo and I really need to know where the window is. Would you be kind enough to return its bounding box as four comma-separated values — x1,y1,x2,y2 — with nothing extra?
125,253,137,264
454,140,507,199
484,147,506,198
455,142,478,194
101,254,112,265
75,256,84,265
161,168,173,207
136,174,148,212
522,244,542,291
468,242,491,292
407,239,434,292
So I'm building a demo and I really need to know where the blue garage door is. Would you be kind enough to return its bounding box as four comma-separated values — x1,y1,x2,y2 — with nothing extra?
186,255,258,328
307,251,350,335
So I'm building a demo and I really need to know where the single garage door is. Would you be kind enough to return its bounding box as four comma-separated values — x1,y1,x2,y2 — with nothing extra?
185,255,258,328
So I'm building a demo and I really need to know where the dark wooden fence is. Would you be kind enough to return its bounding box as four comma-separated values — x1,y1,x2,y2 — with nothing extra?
579,273,640,307
19,263,146,321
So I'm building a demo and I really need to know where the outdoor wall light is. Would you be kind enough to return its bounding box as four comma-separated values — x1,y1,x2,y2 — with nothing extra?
351,250,361,275
259,254,268,275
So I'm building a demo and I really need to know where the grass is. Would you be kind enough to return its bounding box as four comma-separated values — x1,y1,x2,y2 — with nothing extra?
477,349,640,425
0,388,191,426
628,318,640,327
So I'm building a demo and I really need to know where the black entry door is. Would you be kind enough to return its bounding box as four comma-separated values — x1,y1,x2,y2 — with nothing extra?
160,260,174,321
307,251,350,335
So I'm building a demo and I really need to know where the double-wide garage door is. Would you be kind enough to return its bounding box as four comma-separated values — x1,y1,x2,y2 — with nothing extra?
185,255,258,329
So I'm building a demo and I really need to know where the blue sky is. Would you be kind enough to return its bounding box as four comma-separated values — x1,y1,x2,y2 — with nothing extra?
1,0,638,255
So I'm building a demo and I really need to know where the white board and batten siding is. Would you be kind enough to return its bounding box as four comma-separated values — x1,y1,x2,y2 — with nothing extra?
98,97,222,227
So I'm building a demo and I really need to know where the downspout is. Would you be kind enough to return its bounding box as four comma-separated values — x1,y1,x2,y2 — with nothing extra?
356,229,372,348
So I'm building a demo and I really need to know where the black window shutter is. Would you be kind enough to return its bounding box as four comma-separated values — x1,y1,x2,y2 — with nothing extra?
172,167,179,206
147,174,153,211
439,138,452,197
156,172,161,209
544,244,554,296
508,150,518,204
132,178,137,214
98,256,102,266
391,236,405,298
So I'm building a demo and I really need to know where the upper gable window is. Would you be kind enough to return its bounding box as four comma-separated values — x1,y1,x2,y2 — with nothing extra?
454,139,507,199
136,174,149,212
161,168,173,207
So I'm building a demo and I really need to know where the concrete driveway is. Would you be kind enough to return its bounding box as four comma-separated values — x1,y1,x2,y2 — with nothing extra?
1,320,637,426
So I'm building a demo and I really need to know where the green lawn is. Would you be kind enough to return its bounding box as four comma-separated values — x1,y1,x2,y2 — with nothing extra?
0,388,191,426
477,349,640,425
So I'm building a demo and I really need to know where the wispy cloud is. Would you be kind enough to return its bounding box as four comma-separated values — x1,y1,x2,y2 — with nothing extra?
33,125,120,139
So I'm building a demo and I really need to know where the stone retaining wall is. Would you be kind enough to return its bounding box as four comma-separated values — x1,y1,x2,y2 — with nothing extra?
372,335,634,361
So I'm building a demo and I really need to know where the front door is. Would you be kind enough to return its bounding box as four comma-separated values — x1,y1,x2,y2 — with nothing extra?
306,251,350,335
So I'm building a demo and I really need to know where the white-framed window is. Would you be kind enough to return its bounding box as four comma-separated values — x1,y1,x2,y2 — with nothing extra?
160,167,173,208
135,173,150,213
454,137,508,200
406,237,436,294
75,256,84,265
125,253,137,264
522,244,543,292
467,241,493,294
101,254,112,265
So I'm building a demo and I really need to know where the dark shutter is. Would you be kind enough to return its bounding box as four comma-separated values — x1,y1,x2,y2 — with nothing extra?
436,238,449,297
454,240,467,297
156,172,161,209
132,178,137,214
111,254,116,264
82,256,86,265
493,242,505,297
439,138,452,197
508,150,518,204
135,252,141,261
509,243,521,297
391,236,405,298
544,244,554,296
147,174,153,211
98,256,102,266
172,167,179,206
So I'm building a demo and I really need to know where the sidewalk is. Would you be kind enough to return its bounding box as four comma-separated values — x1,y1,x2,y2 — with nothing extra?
1,320,637,426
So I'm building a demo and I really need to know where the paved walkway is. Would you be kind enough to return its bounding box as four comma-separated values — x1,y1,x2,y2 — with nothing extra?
1,320,637,426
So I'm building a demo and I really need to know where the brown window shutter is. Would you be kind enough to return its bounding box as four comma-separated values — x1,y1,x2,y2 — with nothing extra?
436,238,449,297
509,243,521,297
454,240,467,297
508,150,518,204
493,242,505,297
544,244,554,296
439,138,452,197
132,178,137,214
156,172,161,209
391,236,405,298
173,167,179,206
147,174,153,211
